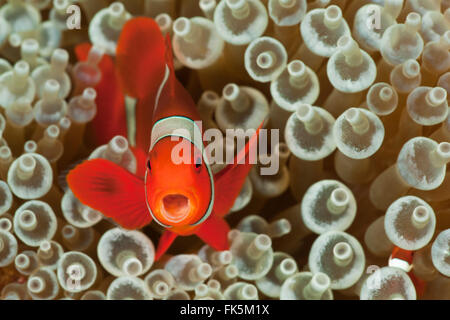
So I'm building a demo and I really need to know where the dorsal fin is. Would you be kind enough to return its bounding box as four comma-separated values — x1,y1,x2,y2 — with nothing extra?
152,34,200,122
116,17,166,99
164,33,176,97
116,17,167,152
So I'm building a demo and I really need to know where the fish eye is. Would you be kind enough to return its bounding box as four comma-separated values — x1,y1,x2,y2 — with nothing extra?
194,157,202,172
147,160,151,171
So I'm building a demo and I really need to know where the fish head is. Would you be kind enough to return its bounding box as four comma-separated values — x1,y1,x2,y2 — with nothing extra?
145,137,214,228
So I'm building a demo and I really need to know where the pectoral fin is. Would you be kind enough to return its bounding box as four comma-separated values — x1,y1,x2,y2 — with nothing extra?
67,159,151,229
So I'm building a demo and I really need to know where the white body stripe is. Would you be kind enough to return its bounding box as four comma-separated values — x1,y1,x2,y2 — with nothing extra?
388,256,412,273
153,64,171,130
150,116,203,153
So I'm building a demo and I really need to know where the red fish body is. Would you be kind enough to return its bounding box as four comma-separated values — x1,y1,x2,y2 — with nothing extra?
67,18,263,260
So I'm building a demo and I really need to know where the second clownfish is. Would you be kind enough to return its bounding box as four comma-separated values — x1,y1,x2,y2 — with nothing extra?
67,17,263,260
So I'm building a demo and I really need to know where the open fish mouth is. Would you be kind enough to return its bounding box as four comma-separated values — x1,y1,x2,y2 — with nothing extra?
160,194,191,224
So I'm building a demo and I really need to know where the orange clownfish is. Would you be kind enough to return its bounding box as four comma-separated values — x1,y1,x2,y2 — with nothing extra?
389,246,426,297
67,17,263,260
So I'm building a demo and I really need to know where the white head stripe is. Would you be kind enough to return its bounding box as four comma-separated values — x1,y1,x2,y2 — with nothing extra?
150,116,203,152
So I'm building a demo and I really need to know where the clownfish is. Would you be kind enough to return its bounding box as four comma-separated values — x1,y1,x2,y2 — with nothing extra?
67,17,263,260
389,246,426,297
